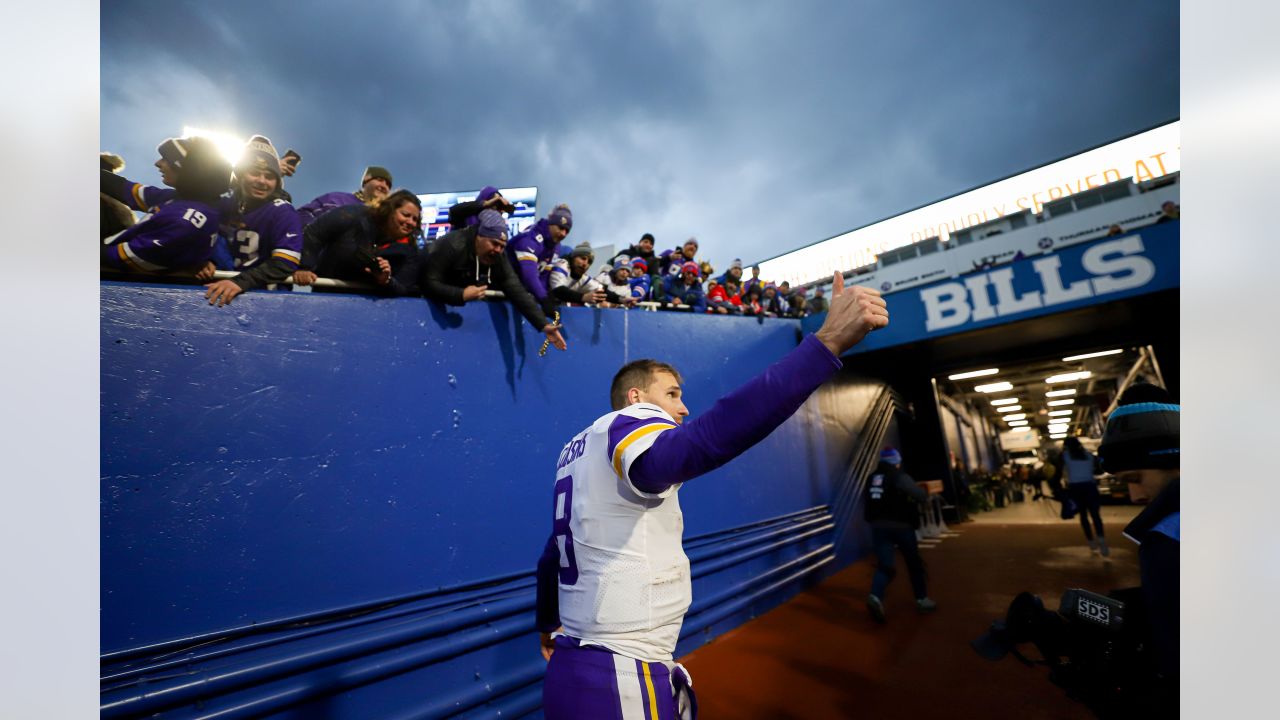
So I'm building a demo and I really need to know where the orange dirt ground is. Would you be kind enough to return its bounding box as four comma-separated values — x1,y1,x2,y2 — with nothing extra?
681,503,1142,719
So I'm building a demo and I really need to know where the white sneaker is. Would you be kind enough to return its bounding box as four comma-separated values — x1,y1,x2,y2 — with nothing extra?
1098,538,1110,557
916,597,938,614
1088,538,1099,554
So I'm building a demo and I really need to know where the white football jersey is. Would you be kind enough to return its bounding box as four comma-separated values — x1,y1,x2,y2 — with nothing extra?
550,402,691,662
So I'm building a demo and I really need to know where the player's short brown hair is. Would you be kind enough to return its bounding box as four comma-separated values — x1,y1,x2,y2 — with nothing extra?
610,359,682,410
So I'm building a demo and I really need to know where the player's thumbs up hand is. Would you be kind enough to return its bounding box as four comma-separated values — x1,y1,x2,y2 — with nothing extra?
814,270,889,355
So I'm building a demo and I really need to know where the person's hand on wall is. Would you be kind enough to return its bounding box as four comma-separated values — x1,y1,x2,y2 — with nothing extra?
462,285,489,302
292,270,317,286
204,279,244,307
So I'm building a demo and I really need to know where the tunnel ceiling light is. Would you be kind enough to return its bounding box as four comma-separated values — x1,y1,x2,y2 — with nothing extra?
990,398,1020,406
996,405,1023,413
1048,409,1074,417
1050,433,1068,439
1045,371,1092,384
1008,421,1028,427
1003,413,1026,421
1047,399,1076,407
1048,423,1069,431
1062,349,1123,362
974,381,1014,393
948,368,999,380
1045,389,1078,397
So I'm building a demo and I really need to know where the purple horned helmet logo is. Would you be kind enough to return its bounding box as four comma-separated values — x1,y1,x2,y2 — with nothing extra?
1038,237,1054,250
880,281,892,293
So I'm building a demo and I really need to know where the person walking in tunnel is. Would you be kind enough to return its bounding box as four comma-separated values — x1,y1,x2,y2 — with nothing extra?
1057,436,1109,556
864,447,936,623
535,271,889,720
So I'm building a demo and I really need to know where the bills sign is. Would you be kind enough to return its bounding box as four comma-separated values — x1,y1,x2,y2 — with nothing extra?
818,221,1179,355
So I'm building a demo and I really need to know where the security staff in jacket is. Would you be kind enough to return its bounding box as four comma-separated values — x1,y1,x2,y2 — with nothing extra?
864,447,937,623
419,209,567,352
1097,382,1178,709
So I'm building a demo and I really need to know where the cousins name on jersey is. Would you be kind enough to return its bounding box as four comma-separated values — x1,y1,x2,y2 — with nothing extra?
920,235,1156,332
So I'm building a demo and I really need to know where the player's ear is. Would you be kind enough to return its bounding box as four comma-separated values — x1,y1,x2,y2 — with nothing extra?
628,387,641,405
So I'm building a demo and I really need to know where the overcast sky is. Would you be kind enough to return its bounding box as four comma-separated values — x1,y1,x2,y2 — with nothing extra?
101,0,1178,275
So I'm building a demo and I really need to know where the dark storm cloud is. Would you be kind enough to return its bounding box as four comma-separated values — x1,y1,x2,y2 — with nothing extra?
101,0,1178,274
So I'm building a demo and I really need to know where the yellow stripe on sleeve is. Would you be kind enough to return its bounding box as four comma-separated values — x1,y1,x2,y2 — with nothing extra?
611,423,675,479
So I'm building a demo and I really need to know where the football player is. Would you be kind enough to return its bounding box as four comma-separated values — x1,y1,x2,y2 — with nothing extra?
536,271,888,719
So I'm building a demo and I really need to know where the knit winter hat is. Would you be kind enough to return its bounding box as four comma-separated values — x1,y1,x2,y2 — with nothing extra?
156,137,190,168
631,258,648,272
362,166,393,185
236,135,282,180
880,448,903,465
476,209,509,240
569,242,594,261
477,186,516,213
683,237,699,248
548,203,573,231
731,258,743,269
681,261,700,277
1097,383,1179,473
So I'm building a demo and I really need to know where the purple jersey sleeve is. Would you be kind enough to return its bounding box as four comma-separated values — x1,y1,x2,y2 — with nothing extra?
101,170,175,213
297,191,360,226
264,200,304,270
535,534,561,632
509,223,550,302
102,201,220,272
628,334,842,494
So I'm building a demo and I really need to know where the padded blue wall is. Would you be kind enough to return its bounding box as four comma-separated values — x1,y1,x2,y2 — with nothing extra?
100,284,887,718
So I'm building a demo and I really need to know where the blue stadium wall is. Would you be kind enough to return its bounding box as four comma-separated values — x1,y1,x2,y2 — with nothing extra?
100,284,891,719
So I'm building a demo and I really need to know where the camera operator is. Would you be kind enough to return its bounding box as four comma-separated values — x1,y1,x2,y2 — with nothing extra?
1097,382,1179,698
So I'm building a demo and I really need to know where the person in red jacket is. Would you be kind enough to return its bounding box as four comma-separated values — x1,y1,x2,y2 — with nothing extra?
706,278,742,315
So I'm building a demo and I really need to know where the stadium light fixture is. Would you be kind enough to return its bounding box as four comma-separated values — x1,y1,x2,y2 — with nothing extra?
1045,371,1092,384
996,405,1023,413
1003,413,1027,421
1048,409,1074,417
1047,399,1076,407
1062,349,1123,362
182,126,246,166
974,381,1014,393
948,368,999,380
990,398,1020,406
1045,389,1077,397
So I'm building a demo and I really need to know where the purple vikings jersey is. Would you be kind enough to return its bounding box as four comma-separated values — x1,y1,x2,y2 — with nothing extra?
213,198,303,272
102,184,220,271
508,218,562,302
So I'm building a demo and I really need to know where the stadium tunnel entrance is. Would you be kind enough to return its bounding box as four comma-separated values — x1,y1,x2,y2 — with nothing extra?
845,285,1177,514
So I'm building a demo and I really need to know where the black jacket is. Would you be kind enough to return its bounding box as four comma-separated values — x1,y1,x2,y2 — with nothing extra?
419,225,550,329
1124,477,1179,681
864,461,927,528
301,205,419,296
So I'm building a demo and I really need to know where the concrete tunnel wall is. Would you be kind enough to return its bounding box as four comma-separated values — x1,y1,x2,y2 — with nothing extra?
100,282,893,718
